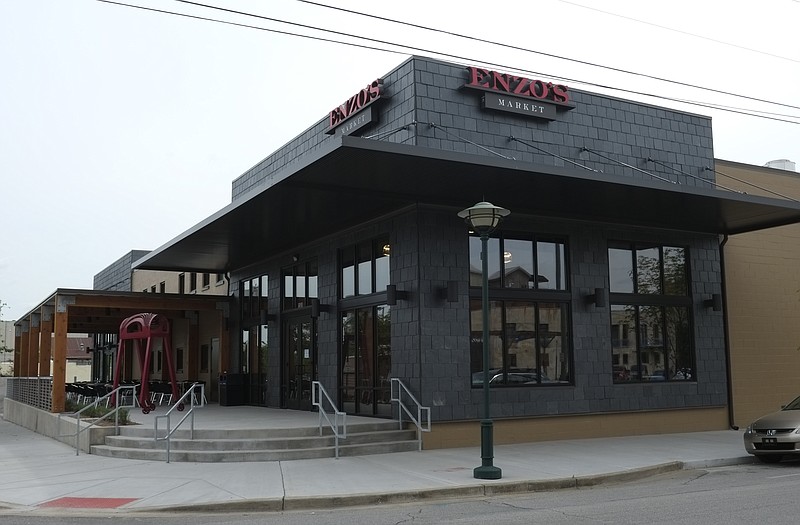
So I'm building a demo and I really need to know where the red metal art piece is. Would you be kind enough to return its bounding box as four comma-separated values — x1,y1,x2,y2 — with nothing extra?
112,313,181,413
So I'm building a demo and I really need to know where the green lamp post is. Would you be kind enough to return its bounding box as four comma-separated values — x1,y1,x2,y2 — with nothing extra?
458,201,510,480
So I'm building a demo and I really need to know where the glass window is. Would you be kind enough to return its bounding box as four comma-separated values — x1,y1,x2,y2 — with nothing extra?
636,246,661,294
470,299,570,387
504,239,534,289
609,247,634,293
470,234,567,291
375,238,390,293
663,247,687,295
341,247,355,298
537,240,566,290
282,261,318,311
339,236,392,299
609,242,693,383
357,242,373,295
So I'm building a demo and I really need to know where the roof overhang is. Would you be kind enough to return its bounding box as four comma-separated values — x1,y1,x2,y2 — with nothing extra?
135,135,800,273
15,289,228,334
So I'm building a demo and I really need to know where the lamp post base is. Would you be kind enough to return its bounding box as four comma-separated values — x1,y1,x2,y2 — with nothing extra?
473,419,502,479
473,465,502,480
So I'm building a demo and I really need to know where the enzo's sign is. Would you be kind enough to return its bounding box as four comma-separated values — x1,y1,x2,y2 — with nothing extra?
464,67,571,106
327,79,383,134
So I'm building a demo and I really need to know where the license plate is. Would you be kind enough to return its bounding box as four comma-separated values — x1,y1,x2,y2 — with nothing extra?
763,437,778,444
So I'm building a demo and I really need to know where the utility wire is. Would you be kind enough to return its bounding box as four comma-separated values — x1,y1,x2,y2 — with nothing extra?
509,137,599,172
556,0,800,64
98,1,800,125
180,0,800,124
704,167,799,201
297,0,800,112
96,0,411,56
646,157,740,193
581,148,676,184
428,123,516,160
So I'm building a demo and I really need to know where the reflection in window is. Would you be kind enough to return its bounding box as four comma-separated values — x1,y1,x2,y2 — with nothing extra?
608,242,693,383
340,304,392,416
469,235,568,290
470,299,571,387
282,260,318,310
608,248,633,293
340,236,391,298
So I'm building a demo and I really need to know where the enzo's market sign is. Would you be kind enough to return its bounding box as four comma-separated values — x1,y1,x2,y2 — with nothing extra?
464,67,574,120
327,79,383,135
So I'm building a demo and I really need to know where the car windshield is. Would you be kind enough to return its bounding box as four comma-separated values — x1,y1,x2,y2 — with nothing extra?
783,396,800,410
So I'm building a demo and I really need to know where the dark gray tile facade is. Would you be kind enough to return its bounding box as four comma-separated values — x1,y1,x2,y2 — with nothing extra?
228,57,726,422
93,250,150,291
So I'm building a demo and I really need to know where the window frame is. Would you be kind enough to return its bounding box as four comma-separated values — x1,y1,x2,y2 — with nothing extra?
468,231,573,387
608,241,695,384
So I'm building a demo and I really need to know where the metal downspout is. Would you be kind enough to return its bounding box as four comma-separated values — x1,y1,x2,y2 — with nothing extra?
719,234,738,430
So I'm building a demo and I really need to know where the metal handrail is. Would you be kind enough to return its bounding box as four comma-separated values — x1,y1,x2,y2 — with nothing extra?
391,378,431,451
312,380,347,459
58,384,138,456
154,382,205,463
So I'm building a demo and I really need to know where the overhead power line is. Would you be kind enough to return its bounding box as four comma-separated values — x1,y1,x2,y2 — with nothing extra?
96,0,800,125
556,0,800,65
296,0,800,112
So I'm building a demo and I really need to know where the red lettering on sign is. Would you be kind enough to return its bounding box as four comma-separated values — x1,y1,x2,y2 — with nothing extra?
329,79,383,131
464,66,570,105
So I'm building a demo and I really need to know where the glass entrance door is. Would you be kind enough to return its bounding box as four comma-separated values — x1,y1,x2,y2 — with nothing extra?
341,305,391,416
283,315,315,410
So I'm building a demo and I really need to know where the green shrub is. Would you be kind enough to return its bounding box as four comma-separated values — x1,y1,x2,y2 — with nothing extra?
65,400,131,425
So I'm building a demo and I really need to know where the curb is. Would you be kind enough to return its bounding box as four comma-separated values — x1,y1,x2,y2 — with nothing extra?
134,460,705,514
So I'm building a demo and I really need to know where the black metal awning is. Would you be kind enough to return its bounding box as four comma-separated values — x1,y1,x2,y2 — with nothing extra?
134,135,800,273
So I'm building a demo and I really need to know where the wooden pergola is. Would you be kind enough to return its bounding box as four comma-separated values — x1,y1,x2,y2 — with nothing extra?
12,288,231,413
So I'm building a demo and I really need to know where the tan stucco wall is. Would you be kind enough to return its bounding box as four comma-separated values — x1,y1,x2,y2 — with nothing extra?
717,159,800,428
423,407,729,449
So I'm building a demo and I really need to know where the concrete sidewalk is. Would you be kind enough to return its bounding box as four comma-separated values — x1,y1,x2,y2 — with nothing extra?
0,404,752,515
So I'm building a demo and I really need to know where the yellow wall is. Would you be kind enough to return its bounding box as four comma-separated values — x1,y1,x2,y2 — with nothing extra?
423,407,729,449
716,159,800,427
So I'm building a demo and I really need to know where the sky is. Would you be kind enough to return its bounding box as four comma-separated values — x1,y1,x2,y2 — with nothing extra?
1,0,799,321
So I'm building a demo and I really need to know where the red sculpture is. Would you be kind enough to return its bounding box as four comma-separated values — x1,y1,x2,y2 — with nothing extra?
112,313,181,413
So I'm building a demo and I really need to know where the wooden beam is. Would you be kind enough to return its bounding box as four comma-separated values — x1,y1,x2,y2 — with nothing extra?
28,317,41,377
17,327,29,377
39,313,53,378
52,308,68,413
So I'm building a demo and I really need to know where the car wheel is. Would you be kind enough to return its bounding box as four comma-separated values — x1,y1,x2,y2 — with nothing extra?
756,455,783,464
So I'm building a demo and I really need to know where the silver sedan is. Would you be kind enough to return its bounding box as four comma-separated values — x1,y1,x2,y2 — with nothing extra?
744,395,800,463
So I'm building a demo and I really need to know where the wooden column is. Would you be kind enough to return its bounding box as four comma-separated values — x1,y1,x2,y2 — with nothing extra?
51,298,69,413
28,314,41,377
39,308,54,379
17,324,29,377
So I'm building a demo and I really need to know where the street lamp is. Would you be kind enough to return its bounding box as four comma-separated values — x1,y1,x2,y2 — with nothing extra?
458,201,510,480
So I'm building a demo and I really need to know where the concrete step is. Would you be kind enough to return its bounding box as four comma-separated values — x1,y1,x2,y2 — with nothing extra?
118,420,402,440
103,429,417,451
91,423,421,462
90,436,421,462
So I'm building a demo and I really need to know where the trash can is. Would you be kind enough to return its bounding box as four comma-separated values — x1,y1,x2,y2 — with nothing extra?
219,373,247,406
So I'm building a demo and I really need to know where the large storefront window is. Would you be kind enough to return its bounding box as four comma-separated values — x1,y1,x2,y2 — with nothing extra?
469,233,572,387
609,243,694,383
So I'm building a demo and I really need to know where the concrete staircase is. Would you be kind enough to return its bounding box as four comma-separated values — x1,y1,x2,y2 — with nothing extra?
90,420,420,462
